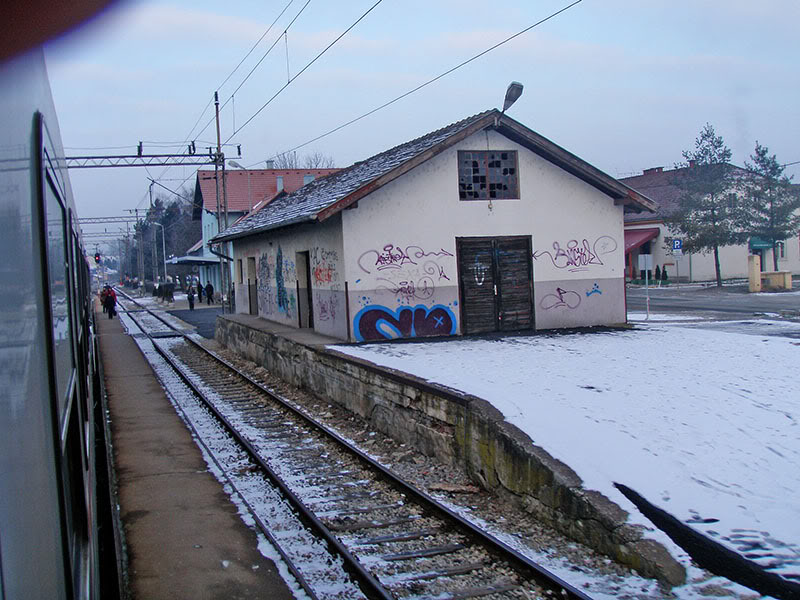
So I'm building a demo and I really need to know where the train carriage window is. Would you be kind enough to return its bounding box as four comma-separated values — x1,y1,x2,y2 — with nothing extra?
45,176,75,416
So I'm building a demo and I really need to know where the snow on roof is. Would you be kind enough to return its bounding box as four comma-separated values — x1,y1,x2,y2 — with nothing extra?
214,109,655,243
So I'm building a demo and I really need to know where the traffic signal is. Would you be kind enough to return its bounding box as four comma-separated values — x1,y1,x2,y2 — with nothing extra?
94,252,101,264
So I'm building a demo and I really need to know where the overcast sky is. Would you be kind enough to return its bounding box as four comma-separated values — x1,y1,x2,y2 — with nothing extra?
44,0,800,242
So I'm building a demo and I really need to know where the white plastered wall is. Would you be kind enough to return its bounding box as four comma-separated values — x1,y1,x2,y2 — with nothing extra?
230,215,346,339
341,128,626,339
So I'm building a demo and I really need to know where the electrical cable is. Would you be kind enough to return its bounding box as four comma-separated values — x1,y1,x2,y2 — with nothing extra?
216,0,296,92
249,0,582,165
194,0,313,141
227,0,383,143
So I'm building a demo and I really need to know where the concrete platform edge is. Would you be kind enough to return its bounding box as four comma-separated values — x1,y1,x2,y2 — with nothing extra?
215,313,685,586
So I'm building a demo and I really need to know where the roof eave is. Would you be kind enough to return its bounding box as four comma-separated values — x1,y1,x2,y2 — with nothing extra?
495,116,657,213
315,111,499,223
213,214,317,243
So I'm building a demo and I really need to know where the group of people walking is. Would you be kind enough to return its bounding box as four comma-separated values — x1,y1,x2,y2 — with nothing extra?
187,281,214,311
99,280,215,317
100,285,117,318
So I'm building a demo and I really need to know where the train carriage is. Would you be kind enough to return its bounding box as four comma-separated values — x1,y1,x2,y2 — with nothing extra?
0,48,121,599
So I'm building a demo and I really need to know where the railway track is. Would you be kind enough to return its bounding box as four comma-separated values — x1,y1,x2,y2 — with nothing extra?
115,291,594,600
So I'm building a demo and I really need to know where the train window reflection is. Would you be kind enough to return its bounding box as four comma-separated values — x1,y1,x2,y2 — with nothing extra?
45,179,74,414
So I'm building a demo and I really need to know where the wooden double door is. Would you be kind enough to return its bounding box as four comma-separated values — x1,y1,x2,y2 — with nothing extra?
457,236,533,334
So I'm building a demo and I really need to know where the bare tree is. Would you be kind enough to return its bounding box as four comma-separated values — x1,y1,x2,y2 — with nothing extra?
272,151,299,169
271,151,335,169
302,151,336,169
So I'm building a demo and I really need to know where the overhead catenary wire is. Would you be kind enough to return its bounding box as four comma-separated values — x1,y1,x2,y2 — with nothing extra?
137,0,300,200
194,0,314,142
250,0,583,166
226,0,384,144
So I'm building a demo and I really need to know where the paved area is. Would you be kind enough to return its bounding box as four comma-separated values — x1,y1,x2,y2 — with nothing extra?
627,280,800,318
96,301,295,600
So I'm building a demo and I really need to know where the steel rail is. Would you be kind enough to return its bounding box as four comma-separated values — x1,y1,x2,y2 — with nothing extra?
114,288,594,600
116,291,390,600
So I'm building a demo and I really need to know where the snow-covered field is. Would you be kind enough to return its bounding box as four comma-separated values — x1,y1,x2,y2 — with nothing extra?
331,319,800,583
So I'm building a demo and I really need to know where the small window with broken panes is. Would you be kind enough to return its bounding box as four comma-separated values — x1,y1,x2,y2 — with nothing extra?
458,150,519,200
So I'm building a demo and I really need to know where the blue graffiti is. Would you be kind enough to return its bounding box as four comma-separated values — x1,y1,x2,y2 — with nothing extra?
276,246,289,312
353,304,457,342
586,283,602,297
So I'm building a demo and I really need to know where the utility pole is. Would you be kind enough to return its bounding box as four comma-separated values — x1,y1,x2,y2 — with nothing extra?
135,209,145,286
214,90,229,310
149,181,158,283
125,222,131,279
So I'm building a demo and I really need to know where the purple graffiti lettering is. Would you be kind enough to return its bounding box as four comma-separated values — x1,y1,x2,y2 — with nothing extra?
354,304,457,341
539,287,581,310
377,276,435,302
534,236,617,272
358,244,453,274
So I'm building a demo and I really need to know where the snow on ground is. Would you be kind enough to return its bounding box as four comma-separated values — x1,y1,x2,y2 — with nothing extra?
331,320,800,581
627,312,705,322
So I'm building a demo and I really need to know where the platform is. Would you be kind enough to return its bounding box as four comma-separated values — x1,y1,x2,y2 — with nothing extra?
96,302,296,599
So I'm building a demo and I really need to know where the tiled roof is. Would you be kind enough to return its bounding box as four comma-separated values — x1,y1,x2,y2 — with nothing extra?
214,109,655,242
195,168,338,214
621,165,749,223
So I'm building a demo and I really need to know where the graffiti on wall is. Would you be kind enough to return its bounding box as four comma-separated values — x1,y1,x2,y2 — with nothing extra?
357,243,453,305
317,284,341,322
586,283,602,297
311,247,339,286
539,287,581,310
358,244,453,274
534,236,617,272
257,247,296,318
354,304,457,342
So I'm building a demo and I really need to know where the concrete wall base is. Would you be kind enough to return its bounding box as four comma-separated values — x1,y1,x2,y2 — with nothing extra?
216,316,686,586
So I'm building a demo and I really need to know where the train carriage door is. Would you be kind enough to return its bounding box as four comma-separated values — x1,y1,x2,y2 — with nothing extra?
457,236,533,334
247,256,257,315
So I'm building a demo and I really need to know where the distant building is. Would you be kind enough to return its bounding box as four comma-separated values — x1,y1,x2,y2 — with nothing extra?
621,166,800,282
213,109,654,341
185,167,338,295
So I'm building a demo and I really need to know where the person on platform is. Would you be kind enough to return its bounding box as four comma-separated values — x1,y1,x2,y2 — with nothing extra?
197,280,203,302
187,286,195,311
103,285,117,319
100,286,108,313
205,281,214,305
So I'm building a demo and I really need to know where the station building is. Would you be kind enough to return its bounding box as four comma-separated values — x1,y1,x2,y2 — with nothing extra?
213,109,655,341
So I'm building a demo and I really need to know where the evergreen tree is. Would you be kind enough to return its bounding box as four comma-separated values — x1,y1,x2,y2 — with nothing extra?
661,266,669,281
741,143,800,271
654,265,661,281
669,124,742,287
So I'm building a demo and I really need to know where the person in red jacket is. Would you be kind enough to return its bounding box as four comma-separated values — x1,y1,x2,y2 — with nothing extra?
102,285,117,319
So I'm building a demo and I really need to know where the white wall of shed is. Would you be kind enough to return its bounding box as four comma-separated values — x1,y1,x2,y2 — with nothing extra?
341,127,626,333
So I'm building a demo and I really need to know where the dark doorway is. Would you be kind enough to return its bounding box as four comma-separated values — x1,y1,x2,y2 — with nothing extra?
295,251,314,328
247,256,257,315
457,236,533,334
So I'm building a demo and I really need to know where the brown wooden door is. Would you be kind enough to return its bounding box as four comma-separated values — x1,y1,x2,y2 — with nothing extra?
457,239,497,334
496,238,533,331
457,237,533,334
